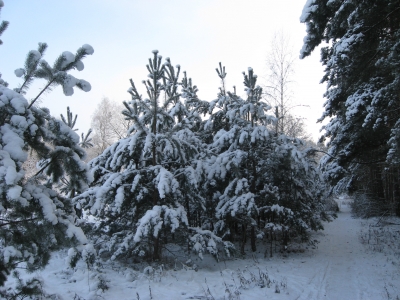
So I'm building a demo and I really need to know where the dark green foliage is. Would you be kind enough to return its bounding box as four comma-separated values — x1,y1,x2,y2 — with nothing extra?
80,54,330,263
301,0,400,215
76,51,206,261
61,106,78,130
0,38,93,290
0,271,45,299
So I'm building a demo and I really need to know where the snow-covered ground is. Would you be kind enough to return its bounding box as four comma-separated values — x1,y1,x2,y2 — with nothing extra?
7,201,400,299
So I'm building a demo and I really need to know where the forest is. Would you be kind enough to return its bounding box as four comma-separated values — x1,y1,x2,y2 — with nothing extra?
0,0,400,299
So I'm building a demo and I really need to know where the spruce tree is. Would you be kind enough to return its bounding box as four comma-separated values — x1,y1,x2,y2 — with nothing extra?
300,0,400,215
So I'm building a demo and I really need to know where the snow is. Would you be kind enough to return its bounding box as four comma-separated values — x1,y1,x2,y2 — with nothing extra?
36,192,58,225
62,86,74,96
29,123,38,135
3,246,22,263
57,120,80,144
134,206,163,242
63,220,88,244
76,60,84,71
114,186,125,213
10,115,28,130
61,51,76,69
8,201,399,299
82,44,94,55
62,74,79,96
156,167,179,198
6,185,22,200
1,124,27,162
78,79,91,92
10,95,28,113
61,51,75,69
63,74,77,88
14,68,25,77
29,50,41,63
4,161,17,184
300,0,317,22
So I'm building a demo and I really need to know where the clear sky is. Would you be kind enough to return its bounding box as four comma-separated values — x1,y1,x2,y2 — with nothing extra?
0,0,326,141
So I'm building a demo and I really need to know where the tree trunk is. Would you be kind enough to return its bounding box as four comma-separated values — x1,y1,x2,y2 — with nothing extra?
241,224,246,255
251,225,256,252
153,234,160,260
270,228,273,257
230,221,235,242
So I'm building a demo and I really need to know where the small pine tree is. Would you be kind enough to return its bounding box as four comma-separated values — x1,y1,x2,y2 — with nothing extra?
76,51,207,261
208,65,330,254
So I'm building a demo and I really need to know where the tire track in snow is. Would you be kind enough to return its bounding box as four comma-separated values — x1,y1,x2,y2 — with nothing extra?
294,208,366,299
295,261,330,300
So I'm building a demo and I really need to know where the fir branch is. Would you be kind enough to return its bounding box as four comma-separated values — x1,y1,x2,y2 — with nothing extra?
314,149,386,165
0,20,9,45
27,79,55,109
0,218,38,227
363,5,400,34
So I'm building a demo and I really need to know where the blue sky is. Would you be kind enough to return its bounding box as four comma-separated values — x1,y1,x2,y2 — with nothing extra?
0,0,326,140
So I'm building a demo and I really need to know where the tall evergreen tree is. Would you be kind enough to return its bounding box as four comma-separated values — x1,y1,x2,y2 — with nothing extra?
0,3,94,289
208,65,329,255
76,51,209,261
300,0,400,215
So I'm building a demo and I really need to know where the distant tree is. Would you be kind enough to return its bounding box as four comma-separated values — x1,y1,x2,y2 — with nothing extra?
264,31,310,140
300,0,400,216
90,97,131,156
283,114,310,140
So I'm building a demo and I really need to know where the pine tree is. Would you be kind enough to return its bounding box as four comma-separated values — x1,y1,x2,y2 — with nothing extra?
0,4,94,288
204,65,329,253
75,51,209,261
300,0,400,215
208,65,328,255
57,106,93,199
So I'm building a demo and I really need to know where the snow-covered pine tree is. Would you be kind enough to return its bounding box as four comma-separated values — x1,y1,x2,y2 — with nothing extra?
57,106,93,198
208,66,329,255
208,67,273,254
75,51,209,261
0,39,94,293
300,0,400,215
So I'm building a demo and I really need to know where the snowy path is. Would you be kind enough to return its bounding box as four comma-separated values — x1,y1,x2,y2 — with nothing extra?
294,206,399,300
295,210,368,299
25,204,399,299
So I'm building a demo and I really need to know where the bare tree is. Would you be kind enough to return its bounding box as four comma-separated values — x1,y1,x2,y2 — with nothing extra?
264,31,310,140
90,97,131,156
